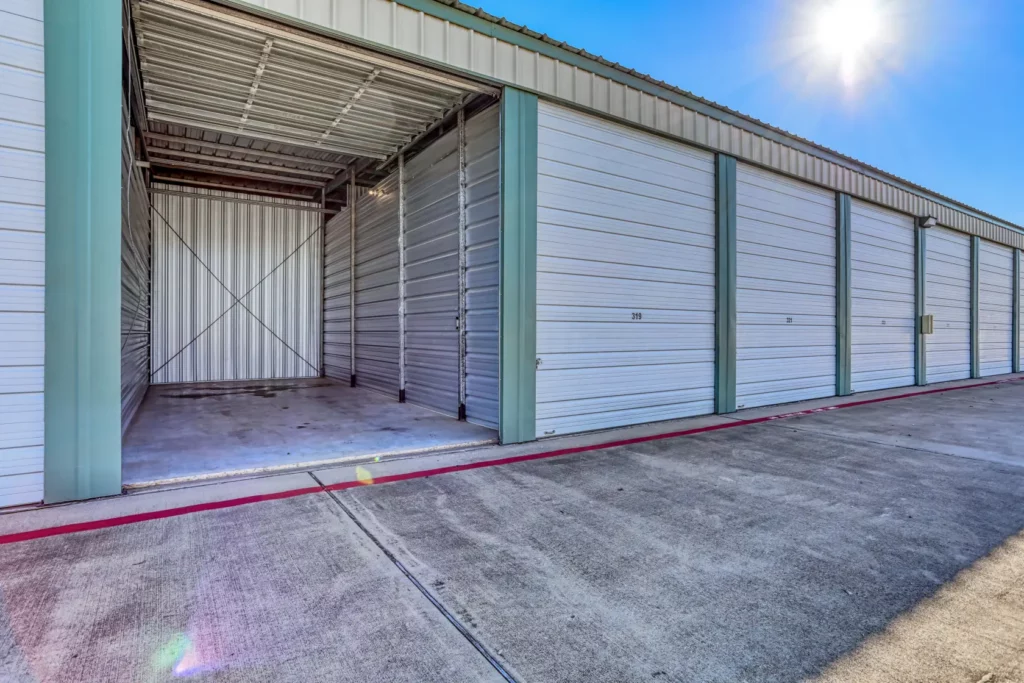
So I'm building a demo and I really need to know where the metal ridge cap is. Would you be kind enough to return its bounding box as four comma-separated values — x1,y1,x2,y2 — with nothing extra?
419,0,1022,234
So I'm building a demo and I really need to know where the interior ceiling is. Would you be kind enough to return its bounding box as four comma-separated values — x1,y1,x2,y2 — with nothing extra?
131,0,497,198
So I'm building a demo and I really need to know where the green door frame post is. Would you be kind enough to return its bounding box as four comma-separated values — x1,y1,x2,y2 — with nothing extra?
836,194,853,396
498,88,538,444
970,236,981,379
1014,250,1021,374
915,224,928,385
43,0,124,503
715,155,737,414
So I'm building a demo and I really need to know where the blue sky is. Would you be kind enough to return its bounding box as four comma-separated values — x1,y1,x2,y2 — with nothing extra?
476,0,1024,225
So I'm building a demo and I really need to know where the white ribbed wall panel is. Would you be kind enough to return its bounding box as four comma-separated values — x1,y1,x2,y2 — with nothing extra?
536,103,716,438
151,185,322,383
403,126,461,416
978,241,1014,376
925,227,972,383
323,206,351,380
736,165,836,410
463,106,501,429
354,172,400,395
850,201,916,392
0,0,44,507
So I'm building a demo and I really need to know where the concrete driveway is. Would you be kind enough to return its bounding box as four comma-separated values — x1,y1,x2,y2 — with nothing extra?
2,379,1024,682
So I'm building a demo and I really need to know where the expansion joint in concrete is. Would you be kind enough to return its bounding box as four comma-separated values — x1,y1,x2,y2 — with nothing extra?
315,479,519,683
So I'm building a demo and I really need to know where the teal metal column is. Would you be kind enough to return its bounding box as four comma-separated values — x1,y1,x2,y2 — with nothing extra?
498,88,538,444
1014,250,1021,374
715,155,737,414
43,0,123,503
970,236,981,379
835,194,853,395
915,225,928,385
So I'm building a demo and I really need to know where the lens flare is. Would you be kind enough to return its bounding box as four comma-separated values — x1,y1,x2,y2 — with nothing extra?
356,465,374,485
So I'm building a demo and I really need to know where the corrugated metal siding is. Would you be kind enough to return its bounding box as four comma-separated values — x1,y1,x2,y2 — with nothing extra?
978,240,1014,376
0,0,44,507
323,206,352,380
736,165,837,409
403,125,461,415
354,172,400,395
464,105,500,429
535,102,716,437
121,100,152,433
242,0,1024,252
850,200,916,392
925,227,972,383
151,184,322,383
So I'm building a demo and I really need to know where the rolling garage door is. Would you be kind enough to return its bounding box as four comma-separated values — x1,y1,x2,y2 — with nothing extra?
0,0,44,506
850,201,916,392
978,241,1014,376
535,103,716,437
925,227,971,383
736,165,837,409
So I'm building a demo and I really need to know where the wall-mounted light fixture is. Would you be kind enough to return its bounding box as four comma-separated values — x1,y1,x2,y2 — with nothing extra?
917,215,938,229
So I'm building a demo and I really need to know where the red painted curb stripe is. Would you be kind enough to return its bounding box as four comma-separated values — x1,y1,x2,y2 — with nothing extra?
0,486,324,546
1,376,1020,546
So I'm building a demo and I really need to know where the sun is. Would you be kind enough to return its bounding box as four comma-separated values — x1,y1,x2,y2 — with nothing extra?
813,0,885,87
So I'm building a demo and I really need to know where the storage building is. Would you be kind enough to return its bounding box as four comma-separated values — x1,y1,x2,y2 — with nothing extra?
1,0,1021,506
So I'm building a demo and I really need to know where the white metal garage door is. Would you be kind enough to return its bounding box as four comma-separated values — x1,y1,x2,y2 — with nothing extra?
0,0,44,507
535,102,716,437
736,165,837,409
850,201,916,392
978,241,1014,376
925,227,971,383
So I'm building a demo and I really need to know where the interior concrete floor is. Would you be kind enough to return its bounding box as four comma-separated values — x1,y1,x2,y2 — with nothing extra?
4,379,1024,682
121,378,497,485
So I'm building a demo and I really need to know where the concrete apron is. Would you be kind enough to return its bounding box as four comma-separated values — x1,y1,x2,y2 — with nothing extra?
2,375,1024,681
2,372,1023,537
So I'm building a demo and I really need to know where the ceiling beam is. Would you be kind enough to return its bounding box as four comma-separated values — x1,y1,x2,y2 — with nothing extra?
142,131,347,169
239,38,274,130
148,158,325,187
324,157,380,196
151,175,317,201
318,68,380,145
147,147,335,179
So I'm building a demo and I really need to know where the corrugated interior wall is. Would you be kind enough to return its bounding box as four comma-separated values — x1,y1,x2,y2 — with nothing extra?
736,164,837,410
925,227,972,383
977,241,1014,376
850,200,916,392
463,106,501,429
121,99,151,433
0,0,44,507
535,102,716,437
151,184,322,383
354,172,401,396
323,206,351,381
404,124,461,416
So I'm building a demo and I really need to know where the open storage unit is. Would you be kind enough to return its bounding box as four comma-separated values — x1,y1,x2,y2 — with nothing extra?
118,0,502,485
